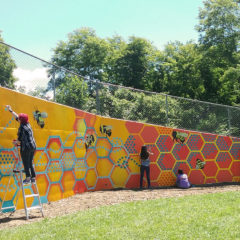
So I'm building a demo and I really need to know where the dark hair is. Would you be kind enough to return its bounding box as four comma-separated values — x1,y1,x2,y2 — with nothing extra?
178,169,183,175
140,145,149,160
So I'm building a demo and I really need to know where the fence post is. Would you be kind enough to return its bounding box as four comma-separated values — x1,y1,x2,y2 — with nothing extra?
227,107,231,135
95,80,100,115
165,94,169,125
52,70,56,102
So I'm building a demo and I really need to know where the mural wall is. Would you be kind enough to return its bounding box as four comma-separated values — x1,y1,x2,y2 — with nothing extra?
0,87,240,210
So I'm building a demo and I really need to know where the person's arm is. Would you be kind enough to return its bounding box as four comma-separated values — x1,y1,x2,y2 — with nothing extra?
6,105,19,120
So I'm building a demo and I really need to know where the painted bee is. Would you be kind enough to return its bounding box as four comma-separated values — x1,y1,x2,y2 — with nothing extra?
172,131,188,144
85,134,95,150
33,110,48,128
100,125,112,137
196,158,206,169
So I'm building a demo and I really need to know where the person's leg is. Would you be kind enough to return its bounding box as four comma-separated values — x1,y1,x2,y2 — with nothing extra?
20,150,31,178
29,149,36,179
140,165,144,188
146,166,151,188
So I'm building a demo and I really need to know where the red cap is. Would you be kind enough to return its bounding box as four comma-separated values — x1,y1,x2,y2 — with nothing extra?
19,113,29,124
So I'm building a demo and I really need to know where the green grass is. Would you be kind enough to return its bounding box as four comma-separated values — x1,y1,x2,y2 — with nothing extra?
1,191,240,240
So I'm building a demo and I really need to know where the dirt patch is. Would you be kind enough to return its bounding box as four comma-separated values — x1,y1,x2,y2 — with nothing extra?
1,184,240,230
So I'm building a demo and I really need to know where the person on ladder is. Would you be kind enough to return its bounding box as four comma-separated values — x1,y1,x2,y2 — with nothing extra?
6,105,36,185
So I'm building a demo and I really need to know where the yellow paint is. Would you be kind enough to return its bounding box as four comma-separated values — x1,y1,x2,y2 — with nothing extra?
96,158,113,177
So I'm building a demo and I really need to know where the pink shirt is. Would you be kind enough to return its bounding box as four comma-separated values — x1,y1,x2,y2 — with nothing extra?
176,174,190,189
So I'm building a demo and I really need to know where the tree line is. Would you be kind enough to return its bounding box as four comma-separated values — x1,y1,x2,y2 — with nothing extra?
1,0,240,136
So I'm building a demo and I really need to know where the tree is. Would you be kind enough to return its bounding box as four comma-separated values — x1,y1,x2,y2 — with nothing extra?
157,41,205,99
196,0,240,65
0,34,16,88
48,28,110,91
112,36,157,90
196,0,240,104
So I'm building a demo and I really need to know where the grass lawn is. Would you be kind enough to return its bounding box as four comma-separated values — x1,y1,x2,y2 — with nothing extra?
0,191,240,240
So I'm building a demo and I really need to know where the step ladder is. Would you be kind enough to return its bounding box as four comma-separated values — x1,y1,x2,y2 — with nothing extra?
0,146,44,220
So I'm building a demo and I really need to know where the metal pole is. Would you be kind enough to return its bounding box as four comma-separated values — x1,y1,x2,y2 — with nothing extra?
95,80,100,115
165,94,169,125
53,71,56,102
227,107,231,135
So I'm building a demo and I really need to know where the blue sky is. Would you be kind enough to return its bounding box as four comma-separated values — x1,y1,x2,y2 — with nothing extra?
0,0,203,61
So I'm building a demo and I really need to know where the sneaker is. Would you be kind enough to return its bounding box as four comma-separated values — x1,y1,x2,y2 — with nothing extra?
23,178,31,185
31,178,36,183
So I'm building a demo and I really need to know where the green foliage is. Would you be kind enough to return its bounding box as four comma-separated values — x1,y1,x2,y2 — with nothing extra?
0,34,16,88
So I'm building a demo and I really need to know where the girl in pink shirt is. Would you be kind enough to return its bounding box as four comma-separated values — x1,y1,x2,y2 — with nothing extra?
176,169,191,189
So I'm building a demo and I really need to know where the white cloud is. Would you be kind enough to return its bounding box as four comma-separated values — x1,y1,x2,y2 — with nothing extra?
13,67,49,91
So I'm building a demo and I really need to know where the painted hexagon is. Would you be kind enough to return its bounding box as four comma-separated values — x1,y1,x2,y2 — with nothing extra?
216,170,233,182
86,149,97,168
187,152,204,169
156,135,174,152
158,153,176,170
48,183,63,202
216,136,232,151
0,176,18,202
85,168,97,189
61,149,75,170
95,178,113,191
46,137,62,160
124,135,143,154
111,166,129,188
74,158,87,180
84,112,97,128
150,163,161,182
230,162,240,177
128,155,141,174
73,180,87,194
36,174,49,197
73,137,86,159
62,131,77,148
73,118,87,137
96,138,112,158
34,150,49,173
173,162,190,176
47,160,63,183
202,161,218,177
205,178,216,184
172,144,190,161
110,147,129,168
201,133,217,142
201,143,218,160
141,126,159,143
0,150,17,175
61,171,75,198
230,143,240,160
189,170,205,185
126,174,140,189
96,158,114,177
125,121,144,134
158,171,176,186
187,134,204,151
216,152,232,169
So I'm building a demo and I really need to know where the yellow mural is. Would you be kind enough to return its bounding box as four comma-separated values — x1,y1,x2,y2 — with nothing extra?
1,86,240,211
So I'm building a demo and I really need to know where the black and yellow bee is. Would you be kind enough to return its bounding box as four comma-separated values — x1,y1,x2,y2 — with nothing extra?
196,158,206,169
33,110,48,128
172,131,188,144
100,125,112,137
85,134,95,150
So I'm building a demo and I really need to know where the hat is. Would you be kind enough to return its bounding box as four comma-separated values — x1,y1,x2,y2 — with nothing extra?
18,113,29,124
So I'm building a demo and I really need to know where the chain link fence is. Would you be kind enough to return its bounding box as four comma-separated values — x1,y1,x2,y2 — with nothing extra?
1,41,240,137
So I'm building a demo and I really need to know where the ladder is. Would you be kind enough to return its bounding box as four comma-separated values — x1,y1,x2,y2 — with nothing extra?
0,147,44,220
